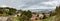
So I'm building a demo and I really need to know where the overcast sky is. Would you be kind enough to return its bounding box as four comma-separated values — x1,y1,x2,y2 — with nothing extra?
0,0,60,10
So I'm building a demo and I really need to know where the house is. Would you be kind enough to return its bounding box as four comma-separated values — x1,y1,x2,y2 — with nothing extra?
14,10,21,17
14,13,21,17
31,12,44,20
45,12,50,17
31,11,50,20
37,13,44,18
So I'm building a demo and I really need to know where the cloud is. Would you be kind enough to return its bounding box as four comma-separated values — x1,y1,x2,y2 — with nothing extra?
0,0,60,10
41,0,59,6
21,0,58,10
18,0,53,8
21,5,56,10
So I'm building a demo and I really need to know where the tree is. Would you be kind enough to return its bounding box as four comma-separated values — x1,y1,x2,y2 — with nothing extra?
50,11,57,16
0,7,4,14
17,9,23,14
8,8,17,15
55,6,60,15
20,10,32,21
53,6,60,21
42,13,46,19
27,10,32,18
20,15,28,21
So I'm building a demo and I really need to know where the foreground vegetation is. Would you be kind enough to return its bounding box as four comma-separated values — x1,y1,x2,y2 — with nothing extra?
42,6,60,21
0,5,60,21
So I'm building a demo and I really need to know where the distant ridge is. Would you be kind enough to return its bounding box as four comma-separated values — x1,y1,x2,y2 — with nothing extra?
30,9,54,12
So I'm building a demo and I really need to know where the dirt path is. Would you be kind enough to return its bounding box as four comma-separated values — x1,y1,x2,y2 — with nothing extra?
48,15,57,21
0,17,8,21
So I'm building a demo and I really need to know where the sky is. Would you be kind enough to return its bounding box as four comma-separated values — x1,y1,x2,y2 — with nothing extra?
0,0,60,10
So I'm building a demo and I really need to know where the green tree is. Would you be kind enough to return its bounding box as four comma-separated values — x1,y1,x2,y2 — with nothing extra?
27,10,32,18
8,8,16,15
54,6,60,21
50,11,57,16
42,13,46,19
0,8,3,14
55,6,60,15
20,10,32,21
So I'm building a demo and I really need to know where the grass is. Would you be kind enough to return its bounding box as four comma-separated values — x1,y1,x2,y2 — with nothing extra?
42,17,51,21
42,15,60,21
10,17,20,21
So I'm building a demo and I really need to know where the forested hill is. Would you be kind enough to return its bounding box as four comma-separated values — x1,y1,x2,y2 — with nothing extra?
0,7,17,16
